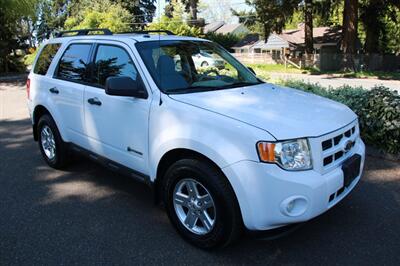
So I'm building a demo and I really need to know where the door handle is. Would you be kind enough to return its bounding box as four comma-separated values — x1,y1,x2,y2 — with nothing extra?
87,97,102,106
49,87,59,94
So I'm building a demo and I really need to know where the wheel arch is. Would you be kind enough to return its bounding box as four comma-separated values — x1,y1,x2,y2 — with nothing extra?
32,105,65,142
154,148,225,204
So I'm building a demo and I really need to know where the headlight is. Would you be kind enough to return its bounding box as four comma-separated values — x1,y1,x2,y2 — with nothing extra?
257,139,312,171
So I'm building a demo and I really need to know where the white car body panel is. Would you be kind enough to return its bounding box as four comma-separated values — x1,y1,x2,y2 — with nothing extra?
170,83,357,140
148,93,275,180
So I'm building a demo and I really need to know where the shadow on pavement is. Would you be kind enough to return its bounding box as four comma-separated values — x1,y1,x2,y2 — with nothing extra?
0,118,399,265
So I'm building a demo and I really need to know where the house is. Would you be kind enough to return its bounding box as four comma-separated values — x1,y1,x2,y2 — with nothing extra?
231,34,259,54
204,21,250,36
280,24,342,57
233,34,289,60
204,21,225,33
232,25,342,68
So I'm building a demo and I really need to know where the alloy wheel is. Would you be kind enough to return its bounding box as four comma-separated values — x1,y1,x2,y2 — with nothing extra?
173,178,216,235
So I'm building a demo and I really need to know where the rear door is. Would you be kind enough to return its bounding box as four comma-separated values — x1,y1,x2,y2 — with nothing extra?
83,41,151,174
51,42,93,146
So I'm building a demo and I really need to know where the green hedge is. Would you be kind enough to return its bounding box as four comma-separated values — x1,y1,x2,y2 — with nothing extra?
277,80,400,155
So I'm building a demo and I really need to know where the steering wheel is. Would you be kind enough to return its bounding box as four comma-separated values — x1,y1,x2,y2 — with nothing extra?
197,69,220,81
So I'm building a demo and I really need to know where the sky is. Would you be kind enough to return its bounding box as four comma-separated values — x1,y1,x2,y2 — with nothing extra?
154,0,251,23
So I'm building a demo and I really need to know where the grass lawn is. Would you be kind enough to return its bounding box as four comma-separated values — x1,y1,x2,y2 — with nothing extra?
248,63,400,81
340,71,400,80
247,64,308,79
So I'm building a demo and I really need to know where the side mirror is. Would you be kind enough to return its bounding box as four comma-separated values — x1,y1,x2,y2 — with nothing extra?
105,76,148,99
248,67,256,75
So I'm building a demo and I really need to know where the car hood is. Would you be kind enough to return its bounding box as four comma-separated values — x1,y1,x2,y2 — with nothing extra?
169,83,357,140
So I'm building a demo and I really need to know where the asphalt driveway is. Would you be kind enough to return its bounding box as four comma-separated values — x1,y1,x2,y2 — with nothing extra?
0,77,399,265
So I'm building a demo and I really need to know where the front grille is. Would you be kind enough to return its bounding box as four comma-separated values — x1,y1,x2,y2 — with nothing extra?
321,125,357,167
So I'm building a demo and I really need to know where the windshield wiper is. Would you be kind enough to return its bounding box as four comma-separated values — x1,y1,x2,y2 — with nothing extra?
166,86,217,94
222,81,263,89
166,81,263,94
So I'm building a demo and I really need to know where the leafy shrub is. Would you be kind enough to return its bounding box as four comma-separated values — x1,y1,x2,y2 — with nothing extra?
0,55,26,73
24,48,38,66
278,80,400,154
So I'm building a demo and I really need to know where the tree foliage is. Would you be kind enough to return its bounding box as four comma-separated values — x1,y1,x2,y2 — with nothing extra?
148,1,201,36
0,0,38,72
64,0,133,32
247,0,299,39
205,32,241,51
115,0,156,29
360,0,400,54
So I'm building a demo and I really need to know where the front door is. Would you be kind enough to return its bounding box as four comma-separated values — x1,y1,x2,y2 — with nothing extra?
83,42,150,174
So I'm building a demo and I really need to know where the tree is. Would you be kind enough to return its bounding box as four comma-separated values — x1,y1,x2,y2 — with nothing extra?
360,0,400,54
248,0,299,40
304,0,314,55
385,10,400,53
166,0,199,22
182,0,199,20
147,1,201,36
341,0,358,70
115,0,156,29
0,0,37,72
64,0,133,32
231,9,262,34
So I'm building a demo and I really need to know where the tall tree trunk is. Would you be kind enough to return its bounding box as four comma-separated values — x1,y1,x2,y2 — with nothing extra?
190,0,197,20
363,2,381,54
341,0,358,71
304,0,313,55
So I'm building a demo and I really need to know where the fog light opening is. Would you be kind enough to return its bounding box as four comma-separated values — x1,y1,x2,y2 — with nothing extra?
280,196,308,217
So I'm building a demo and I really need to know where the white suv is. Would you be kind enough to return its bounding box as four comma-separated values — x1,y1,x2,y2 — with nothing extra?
27,29,365,249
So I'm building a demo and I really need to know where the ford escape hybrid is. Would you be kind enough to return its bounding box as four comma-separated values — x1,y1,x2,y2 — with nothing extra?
27,29,365,249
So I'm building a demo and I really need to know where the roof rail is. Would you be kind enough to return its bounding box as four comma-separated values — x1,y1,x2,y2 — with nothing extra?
55,28,113,38
118,30,175,36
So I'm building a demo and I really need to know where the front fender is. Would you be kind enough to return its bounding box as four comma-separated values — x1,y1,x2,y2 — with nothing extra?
148,96,275,181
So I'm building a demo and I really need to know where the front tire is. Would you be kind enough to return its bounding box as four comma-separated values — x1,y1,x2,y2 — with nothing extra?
162,158,242,249
37,114,69,169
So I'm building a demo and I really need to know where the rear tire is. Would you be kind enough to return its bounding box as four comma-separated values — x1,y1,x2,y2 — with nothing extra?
37,114,69,169
162,158,242,249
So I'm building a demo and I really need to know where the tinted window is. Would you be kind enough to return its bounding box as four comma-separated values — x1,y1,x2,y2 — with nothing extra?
33,43,61,75
136,41,261,93
93,45,138,87
56,44,91,82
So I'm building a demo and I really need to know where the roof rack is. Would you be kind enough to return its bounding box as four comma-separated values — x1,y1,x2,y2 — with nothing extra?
118,30,175,36
55,28,113,38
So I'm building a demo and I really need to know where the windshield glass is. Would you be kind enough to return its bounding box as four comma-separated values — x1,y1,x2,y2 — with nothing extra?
135,40,262,94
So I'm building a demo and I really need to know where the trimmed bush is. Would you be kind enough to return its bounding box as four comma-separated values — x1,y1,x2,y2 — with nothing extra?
277,80,400,155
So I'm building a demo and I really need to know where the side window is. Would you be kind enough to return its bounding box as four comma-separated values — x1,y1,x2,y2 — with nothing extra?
56,43,92,82
93,45,138,87
33,43,61,75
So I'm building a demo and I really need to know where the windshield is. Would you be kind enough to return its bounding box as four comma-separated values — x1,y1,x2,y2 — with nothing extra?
135,40,262,94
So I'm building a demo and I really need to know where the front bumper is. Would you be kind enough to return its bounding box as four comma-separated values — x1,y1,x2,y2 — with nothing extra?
222,138,365,231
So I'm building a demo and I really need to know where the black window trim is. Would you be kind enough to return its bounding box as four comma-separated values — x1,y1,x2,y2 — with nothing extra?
53,42,95,86
87,43,148,93
33,43,62,76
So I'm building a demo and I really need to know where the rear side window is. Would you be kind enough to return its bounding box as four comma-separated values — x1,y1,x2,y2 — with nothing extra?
93,45,138,87
33,43,61,75
56,43,92,82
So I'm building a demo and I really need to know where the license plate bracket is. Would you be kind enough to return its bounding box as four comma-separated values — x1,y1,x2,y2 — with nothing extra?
342,154,361,187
